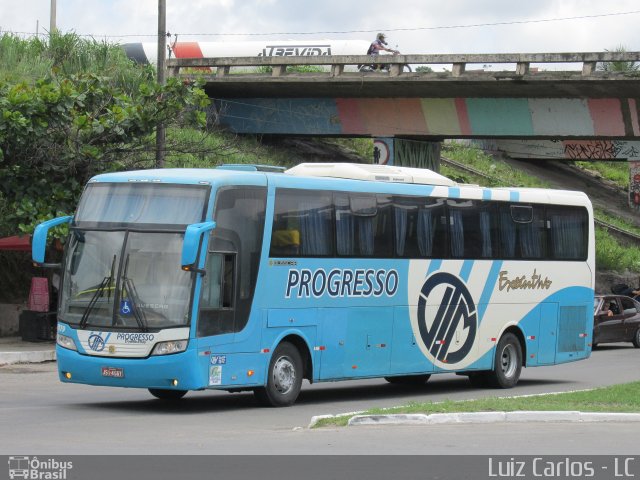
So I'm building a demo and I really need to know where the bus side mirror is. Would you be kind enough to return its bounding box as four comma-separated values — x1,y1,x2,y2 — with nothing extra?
32,216,72,267
181,221,216,272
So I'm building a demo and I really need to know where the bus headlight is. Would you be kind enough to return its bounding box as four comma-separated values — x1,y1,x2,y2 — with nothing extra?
57,333,77,351
151,340,188,356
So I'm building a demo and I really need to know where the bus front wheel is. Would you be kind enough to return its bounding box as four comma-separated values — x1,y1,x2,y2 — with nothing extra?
148,388,188,401
486,333,522,388
254,342,303,407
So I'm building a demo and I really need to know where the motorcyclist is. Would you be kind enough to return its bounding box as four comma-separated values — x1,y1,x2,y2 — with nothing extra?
367,33,399,56
364,33,400,71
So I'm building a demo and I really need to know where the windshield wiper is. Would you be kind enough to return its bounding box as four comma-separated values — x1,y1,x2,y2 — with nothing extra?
121,254,149,332
79,255,116,329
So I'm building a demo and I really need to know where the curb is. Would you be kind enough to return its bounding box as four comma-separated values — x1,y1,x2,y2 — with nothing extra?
0,349,56,366
344,411,640,426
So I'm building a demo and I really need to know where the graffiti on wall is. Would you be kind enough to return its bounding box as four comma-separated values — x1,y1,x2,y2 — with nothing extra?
493,140,640,161
564,140,640,160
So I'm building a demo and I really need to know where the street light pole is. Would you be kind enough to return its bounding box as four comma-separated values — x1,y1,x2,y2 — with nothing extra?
50,0,57,34
156,0,167,168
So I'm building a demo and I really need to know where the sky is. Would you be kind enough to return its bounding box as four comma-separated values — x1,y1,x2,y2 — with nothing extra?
1,0,639,56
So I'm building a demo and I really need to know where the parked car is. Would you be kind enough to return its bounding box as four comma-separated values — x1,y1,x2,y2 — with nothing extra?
593,295,640,348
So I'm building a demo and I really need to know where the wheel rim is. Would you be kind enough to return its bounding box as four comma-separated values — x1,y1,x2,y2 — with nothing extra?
272,355,296,394
500,344,517,378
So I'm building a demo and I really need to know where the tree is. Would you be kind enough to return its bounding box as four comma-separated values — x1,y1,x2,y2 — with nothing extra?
0,74,209,236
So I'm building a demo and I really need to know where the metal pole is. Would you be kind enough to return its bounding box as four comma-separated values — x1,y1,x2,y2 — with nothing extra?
155,0,167,168
50,0,57,34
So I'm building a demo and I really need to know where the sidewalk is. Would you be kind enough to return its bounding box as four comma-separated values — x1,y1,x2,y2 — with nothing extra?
0,336,56,365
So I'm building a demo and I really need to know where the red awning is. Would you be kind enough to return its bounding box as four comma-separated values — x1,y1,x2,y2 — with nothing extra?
0,235,31,251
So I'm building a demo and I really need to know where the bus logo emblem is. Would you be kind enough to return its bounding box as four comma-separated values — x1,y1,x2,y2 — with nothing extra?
417,272,477,364
88,333,106,352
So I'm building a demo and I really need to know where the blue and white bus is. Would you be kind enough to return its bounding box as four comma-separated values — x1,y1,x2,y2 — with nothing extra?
33,163,594,406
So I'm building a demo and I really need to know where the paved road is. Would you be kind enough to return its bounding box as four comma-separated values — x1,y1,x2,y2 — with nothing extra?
1,345,638,454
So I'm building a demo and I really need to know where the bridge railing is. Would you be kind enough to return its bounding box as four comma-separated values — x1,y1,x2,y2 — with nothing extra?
167,52,640,78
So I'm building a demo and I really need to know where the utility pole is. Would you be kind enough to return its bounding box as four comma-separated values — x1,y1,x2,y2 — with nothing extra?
50,0,57,34
155,0,167,168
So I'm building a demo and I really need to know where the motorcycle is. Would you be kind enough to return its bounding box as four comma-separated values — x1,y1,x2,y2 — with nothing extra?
358,49,412,73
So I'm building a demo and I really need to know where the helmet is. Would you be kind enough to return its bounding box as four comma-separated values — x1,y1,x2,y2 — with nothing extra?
376,32,388,45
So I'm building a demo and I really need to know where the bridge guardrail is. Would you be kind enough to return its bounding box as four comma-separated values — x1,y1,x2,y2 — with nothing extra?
167,52,640,78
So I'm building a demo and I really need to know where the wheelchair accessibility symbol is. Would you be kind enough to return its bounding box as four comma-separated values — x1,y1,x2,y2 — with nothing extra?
120,299,132,315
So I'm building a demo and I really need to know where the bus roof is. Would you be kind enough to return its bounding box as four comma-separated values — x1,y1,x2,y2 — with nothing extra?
285,163,456,186
88,164,590,207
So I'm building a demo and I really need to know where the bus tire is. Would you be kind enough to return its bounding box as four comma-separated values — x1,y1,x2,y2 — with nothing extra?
486,333,522,388
632,328,640,348
384,374,431,385
148,388,188,401
254,342,303,407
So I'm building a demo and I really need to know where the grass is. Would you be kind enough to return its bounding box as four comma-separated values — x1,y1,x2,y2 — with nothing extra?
574,161,629,190
442,142,550,188
595,228,640,271
312,381,640,428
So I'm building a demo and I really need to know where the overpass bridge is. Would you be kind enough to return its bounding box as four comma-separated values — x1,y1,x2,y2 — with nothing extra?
168,51,640,183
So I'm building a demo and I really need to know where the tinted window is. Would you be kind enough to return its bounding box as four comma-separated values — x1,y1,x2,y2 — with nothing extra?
498,204,546,259
271,189,333,257
448,200,497,259
620,296,637,315
76,183,209,228
548,207,588,260
335,193,392,257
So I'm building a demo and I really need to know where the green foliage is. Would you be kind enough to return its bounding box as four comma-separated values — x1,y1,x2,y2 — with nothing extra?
597,45,639,73
574,160,629,190
163,129,297,169
443,142,550,188
595,228,640,271
0,32,155,88
0,34,210,236
415,66,434,73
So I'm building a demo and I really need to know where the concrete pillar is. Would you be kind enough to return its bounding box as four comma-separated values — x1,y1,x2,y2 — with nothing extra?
629,161,640,210
394,139,441,172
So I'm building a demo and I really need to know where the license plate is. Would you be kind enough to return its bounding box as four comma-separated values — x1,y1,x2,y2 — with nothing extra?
101,366,125,378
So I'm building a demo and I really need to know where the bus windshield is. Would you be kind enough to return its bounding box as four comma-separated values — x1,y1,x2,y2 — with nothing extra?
60,230,193,330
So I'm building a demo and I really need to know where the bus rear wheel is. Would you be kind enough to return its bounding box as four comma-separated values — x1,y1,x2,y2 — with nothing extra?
485,333,522,388
254,342,303,407
148,388,188,401
384,374,431,385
